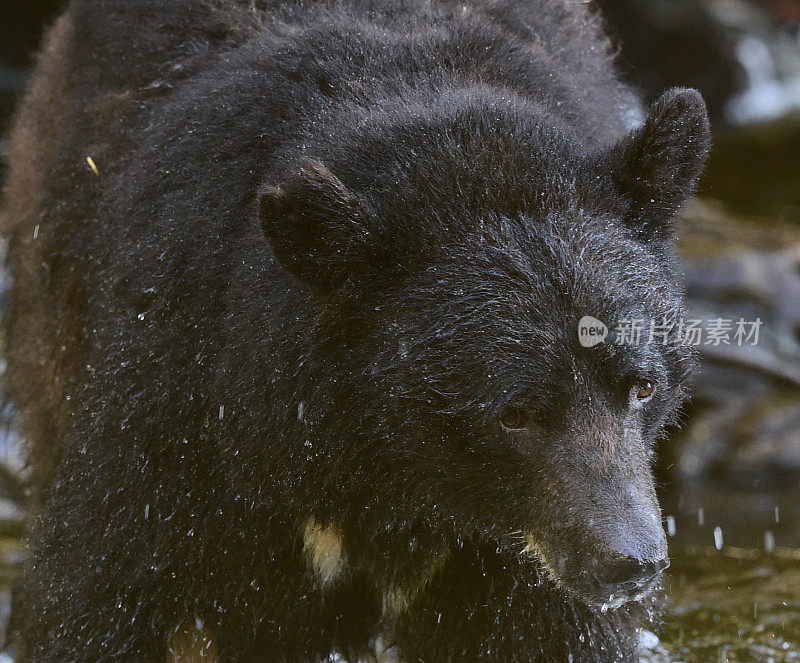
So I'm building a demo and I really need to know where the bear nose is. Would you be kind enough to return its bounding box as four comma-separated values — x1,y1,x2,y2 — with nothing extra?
599,556,669,590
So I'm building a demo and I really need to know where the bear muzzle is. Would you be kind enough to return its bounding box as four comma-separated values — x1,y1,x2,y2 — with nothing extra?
576,516,669,609
587,553,670,609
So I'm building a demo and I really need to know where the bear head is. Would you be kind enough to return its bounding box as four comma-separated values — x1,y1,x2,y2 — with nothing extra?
258,88,710,609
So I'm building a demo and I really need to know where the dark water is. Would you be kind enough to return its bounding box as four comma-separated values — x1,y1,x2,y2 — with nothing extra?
644,483,800,662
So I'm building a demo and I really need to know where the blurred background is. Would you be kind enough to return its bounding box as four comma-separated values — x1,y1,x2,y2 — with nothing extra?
2,1,800,661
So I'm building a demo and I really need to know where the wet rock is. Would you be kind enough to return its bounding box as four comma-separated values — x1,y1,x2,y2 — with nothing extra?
675,396,800,480
728,397,800,475
672,200,800,480
671,402,743,478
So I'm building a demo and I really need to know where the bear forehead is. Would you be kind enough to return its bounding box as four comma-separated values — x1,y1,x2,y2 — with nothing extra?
367,230,679,412
388,216,675,333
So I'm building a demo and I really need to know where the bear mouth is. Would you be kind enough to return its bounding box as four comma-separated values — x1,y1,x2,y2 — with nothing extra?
552,560,664,611
521,536,665,611
578,572,664,612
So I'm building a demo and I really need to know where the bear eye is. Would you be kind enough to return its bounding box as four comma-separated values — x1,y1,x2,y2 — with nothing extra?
499,405,529,432
634,380,655,402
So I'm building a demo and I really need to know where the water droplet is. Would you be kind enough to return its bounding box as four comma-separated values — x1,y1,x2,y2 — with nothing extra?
764,530,775,553
713,526,723,550
638,629,660,649
666,515,676,536
697,508,705,526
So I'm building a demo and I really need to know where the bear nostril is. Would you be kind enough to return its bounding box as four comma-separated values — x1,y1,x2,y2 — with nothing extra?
600,556,670,590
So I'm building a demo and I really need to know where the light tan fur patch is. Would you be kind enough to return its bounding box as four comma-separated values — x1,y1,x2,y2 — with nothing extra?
522,534,569,593
523,533,539,555
302,517,347,587
166,620,218,662
381,550,450,618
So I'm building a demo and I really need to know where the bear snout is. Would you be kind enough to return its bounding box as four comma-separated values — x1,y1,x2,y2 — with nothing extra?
525,472,670,608
578,516,669,607
592,554,670,602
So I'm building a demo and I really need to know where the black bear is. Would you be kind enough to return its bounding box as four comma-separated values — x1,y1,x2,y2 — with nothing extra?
3,0,709,661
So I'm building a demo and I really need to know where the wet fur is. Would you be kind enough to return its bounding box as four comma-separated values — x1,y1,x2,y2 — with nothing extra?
3,1,706,661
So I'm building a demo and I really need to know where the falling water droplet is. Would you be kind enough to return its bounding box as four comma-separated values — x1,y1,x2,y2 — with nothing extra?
764,530,775,553
713,526,723,550
697,508,705,526
666,515,676,537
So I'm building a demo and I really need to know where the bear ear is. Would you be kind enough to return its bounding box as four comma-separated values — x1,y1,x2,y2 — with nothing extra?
258,158,377,292
607,88,711,236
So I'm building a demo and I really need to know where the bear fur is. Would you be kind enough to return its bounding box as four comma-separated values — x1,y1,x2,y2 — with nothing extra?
3,0,709,661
